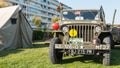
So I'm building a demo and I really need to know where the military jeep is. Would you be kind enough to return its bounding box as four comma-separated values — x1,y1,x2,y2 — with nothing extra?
49,8,114,66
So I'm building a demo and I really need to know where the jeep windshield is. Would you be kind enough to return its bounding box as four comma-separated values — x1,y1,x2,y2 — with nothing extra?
62,10,99,20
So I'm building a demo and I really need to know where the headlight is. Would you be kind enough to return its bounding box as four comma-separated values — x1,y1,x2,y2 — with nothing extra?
62,27,69,32
95,26,101,32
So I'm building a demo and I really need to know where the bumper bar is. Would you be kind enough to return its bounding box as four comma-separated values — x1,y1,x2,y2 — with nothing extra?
55,44,110,50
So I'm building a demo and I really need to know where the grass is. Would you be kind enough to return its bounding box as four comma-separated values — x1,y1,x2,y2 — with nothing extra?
0,42,120,68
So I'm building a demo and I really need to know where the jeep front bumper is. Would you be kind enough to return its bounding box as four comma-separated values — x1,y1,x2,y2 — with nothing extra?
55,44,110,50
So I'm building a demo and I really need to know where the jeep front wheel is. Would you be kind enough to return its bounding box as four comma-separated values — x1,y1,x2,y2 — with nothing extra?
102,36,111,66
49,38,63,64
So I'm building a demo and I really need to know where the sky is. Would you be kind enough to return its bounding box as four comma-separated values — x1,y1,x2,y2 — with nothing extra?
58,0,120,24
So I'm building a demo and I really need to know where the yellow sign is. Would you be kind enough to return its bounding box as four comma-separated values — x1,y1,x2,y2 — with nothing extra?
69,29,77,37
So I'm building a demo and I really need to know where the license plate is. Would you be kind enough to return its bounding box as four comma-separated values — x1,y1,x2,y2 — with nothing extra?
78,50,94,54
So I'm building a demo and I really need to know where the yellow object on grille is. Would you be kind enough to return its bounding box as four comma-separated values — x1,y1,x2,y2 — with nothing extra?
69,29,77,37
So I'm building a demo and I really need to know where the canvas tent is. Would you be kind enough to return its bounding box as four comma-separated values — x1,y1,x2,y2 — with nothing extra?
0,5,33,50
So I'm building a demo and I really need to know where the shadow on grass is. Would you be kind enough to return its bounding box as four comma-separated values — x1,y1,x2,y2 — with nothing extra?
0,49,23,57
111,46,120,66
32,43,49,48
62,55,103,64
0,42,49,57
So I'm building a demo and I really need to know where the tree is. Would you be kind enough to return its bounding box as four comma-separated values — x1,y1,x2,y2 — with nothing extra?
0,0,11,8
51,15,60,23
56,3,63,12
32,15,42,29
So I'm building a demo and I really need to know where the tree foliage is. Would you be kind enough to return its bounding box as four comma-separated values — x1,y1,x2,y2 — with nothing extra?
0,0,11,8
56,3,63,12
32,16,42,28
51,15,60,23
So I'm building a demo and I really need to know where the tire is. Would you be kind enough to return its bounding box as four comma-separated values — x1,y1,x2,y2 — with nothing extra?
103,36,114,49
49,38,63,64
102,37,111,66
103,52,110,66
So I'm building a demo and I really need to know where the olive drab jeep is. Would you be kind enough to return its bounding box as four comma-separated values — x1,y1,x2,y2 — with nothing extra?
49,7,114,66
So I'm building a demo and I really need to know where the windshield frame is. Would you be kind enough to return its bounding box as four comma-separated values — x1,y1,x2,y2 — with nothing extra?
61,10,100,21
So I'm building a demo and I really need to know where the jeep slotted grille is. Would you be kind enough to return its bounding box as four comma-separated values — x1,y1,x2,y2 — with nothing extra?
68,24,96,42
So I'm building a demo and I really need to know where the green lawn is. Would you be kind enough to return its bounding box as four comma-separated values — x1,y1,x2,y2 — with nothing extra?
0,42,120,68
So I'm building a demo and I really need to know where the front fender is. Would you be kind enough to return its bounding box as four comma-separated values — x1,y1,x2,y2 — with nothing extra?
98,31,113,42
51,30,64,38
